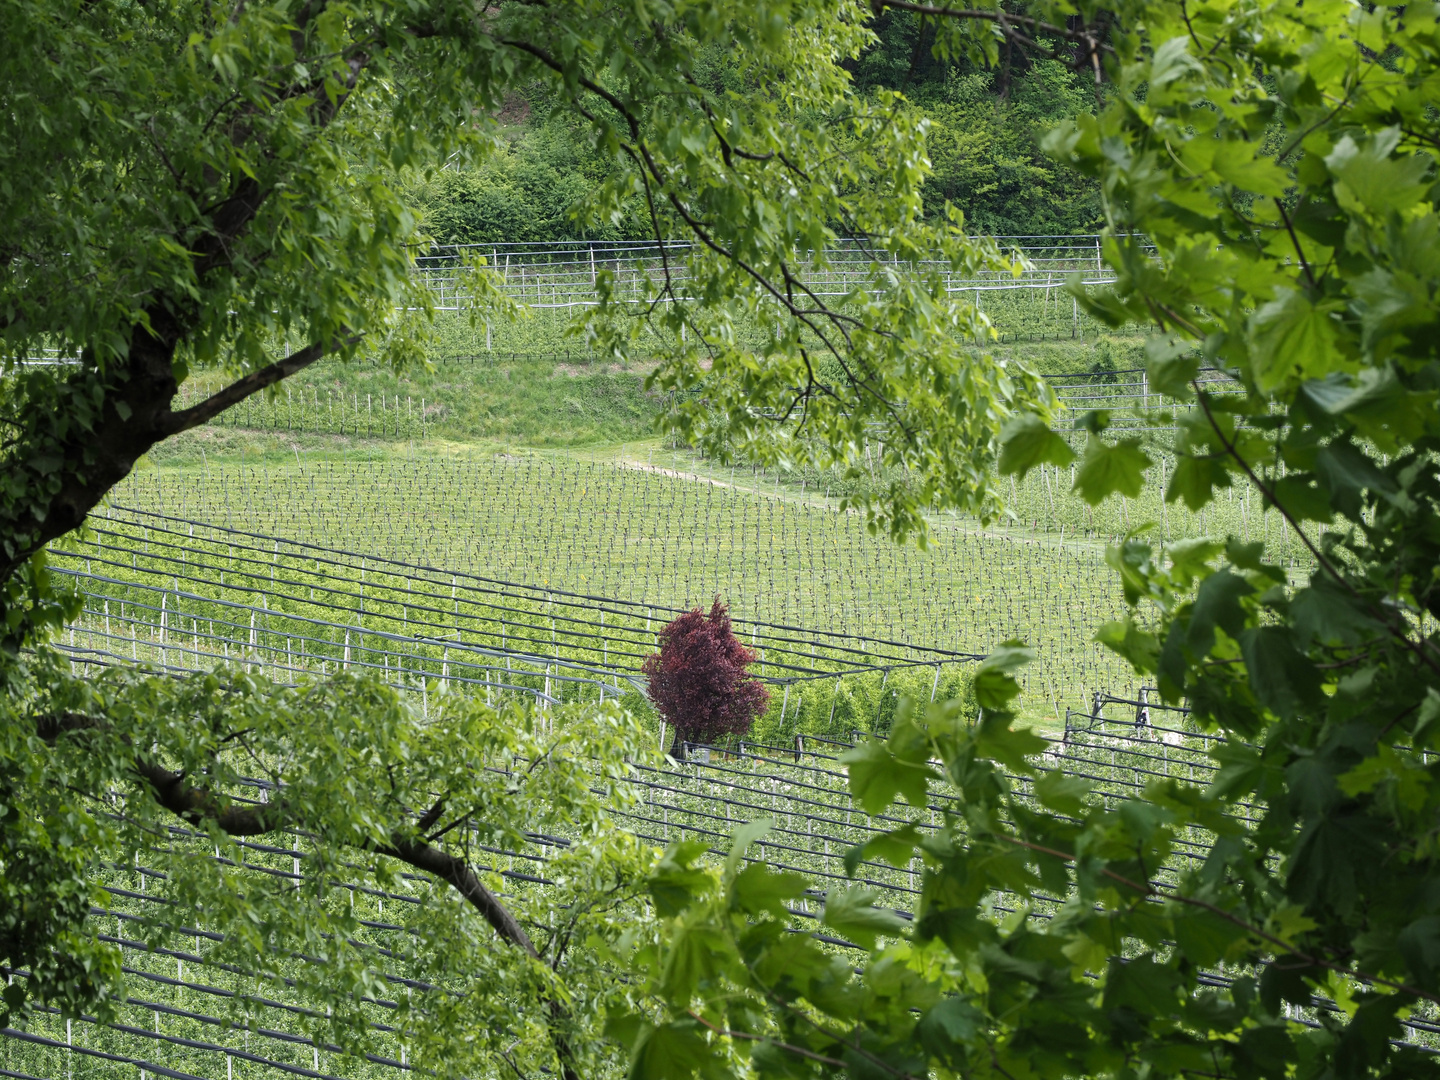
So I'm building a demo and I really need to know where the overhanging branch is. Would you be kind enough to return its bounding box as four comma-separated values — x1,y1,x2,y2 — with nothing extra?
160,332,361,436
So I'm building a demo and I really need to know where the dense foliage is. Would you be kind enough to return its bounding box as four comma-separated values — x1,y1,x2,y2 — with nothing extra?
643,599,770,752
852,11,1104,235
411,12,1104,244
615,2,1440,1079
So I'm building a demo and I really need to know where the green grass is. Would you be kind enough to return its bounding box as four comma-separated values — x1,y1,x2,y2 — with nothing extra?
168,319,1143,452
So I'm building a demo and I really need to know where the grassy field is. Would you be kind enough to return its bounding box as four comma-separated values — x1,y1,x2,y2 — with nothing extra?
165,310,1143,448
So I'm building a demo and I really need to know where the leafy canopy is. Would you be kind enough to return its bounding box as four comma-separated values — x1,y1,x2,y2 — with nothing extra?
616,2,1440,1079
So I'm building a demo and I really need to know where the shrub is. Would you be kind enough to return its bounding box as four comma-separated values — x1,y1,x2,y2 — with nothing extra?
642,599,769,756
749,664,977,745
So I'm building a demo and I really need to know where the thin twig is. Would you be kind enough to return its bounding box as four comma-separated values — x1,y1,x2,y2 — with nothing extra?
685,1011,849,1071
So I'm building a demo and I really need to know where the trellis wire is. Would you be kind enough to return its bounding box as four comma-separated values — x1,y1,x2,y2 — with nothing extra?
110,456,1133,702
52,505,980,697
410,236,1140,313
8,692,1439,1077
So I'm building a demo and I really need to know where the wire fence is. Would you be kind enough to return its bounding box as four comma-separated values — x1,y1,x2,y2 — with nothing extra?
163,350,1242,447
411,235,1133,311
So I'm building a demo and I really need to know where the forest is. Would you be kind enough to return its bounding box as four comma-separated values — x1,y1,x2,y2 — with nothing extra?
412,12,1104,245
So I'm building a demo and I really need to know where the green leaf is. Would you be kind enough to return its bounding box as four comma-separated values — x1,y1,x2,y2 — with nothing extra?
1413,688,1440,747
649,840,715,917
659,923,732,1003
1211,138,1290,197
887,702,931,765
1208,742,1266,801
822,886,908,948
1171,907,1250,967
628,1020,715,1080
1187,569,1251,656
1240,627,1324,719
1145,335,1200,398
605,1011,650,1051
1033,770,1092,816
1167,538,1223,587
1314,441,1396,520
730,863,807,918
1095,619,1161,674
1224,538,1278,577
839,740,932,814
974,714,1049,770
1290,576,1380,649
1326,128,1434,216
1248,289,1344,393
1234,1024,1296,1080
972,640,1034,712
1073,435,1151,504
1102,954,1180,1013
915,998,983,1069
750,1040,813,1079
843,824,922,878
998,413,1075,480
1337,743,1428,810
726,818,774,875
1270,475,1333,524
1397,916,1440,985
1166,454,1225,511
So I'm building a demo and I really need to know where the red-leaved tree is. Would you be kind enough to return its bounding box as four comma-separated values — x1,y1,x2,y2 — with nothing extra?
642,598,770,758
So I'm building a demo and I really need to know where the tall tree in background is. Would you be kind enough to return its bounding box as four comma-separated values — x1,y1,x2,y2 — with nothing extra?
643,598,769,758
0,0,1049,1074
625,2,1440,1078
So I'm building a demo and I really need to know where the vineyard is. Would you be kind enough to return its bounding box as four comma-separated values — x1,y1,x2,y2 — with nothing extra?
410,236,1124,326
11,690,1440,1080
50,503,979,745
104,453,1136,719
154,236,1148,448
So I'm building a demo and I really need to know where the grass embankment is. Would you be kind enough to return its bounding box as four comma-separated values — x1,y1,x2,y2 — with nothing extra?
160,326,1143,459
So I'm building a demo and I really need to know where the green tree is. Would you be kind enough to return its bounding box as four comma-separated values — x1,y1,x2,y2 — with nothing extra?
620,2,1440,1078
0,0,1045,1074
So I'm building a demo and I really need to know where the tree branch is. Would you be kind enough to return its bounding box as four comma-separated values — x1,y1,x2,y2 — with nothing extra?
1191,387,1440,677
159,332,360,437
686,1010,849,1070
377,836,538,958
66,701,582,1080
132,757,290,836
